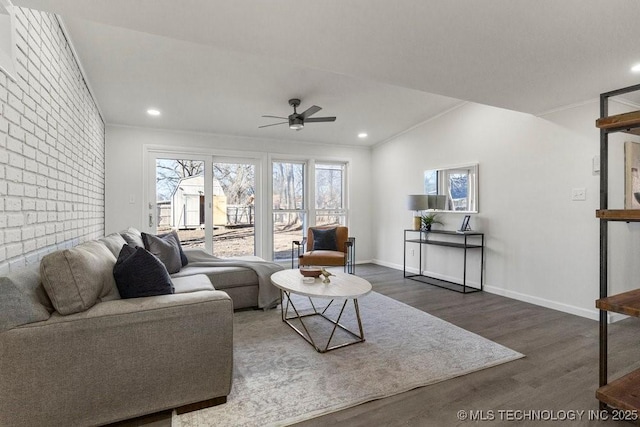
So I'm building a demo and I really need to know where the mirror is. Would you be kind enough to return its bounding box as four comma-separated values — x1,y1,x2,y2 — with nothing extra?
424,163,478,213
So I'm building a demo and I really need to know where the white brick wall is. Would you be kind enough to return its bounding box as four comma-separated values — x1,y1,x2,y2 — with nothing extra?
0,8,105,274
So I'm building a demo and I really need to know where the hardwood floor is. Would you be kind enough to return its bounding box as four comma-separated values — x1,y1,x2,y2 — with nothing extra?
117,264,638,426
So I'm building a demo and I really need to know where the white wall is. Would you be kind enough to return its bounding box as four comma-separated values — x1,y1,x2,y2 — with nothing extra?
0,9,104,274
105,125,373,262
372,100,640,320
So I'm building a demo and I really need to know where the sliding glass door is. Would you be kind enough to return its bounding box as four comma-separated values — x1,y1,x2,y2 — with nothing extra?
149,152,259,256
153,156,208,251
212,160,257,257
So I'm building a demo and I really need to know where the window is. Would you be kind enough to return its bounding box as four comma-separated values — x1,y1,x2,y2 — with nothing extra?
315,162,347,226
272,161,305,261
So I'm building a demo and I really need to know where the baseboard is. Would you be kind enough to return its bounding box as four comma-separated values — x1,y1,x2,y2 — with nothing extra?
372,259,481,288
371,260,618,322
483,285,601,321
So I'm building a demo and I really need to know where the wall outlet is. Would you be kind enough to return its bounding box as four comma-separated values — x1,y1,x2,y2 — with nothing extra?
411,249,415,256
571,188,586,201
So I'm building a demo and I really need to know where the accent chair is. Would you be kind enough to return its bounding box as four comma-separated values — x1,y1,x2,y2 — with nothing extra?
292,226,355,274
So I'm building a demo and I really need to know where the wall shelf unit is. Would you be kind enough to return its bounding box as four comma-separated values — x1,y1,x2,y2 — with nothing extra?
596,83,640,412
595,209,640,221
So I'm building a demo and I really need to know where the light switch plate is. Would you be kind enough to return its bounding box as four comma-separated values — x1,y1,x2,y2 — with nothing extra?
593,155,600,173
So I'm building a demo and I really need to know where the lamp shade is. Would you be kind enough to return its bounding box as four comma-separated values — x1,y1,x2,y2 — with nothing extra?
429,195,447,210
406,194,430,211
407,194,447,211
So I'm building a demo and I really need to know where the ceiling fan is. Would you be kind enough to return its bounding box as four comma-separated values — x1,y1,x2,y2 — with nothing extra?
259,99,336,130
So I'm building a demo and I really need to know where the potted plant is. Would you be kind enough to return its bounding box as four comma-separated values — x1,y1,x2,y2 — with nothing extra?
421,212,443,231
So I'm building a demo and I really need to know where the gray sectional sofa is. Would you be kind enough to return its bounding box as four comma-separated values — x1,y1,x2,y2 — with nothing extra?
0,227,282,427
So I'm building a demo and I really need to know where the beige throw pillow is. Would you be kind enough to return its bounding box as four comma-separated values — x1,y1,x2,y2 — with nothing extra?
120,227,145,248
40,241,119,315
99,233,127,258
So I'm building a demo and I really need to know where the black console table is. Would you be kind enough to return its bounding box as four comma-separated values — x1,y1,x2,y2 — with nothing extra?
403,229,484,293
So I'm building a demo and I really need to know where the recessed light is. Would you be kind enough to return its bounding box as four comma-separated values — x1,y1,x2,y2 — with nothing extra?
147,109,161,116
631,64,640,73
358,132,368,138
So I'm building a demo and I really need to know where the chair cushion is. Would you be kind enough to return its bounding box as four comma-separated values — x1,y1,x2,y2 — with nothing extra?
40,241,119,315
141,232,182,274
312,227,338,251
113,244,174,299
299,250,346,267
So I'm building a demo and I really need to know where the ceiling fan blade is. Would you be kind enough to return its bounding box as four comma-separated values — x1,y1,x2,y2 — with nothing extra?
304,117,336,123
258,121,288,128
262,115,287,120
300,105,322,119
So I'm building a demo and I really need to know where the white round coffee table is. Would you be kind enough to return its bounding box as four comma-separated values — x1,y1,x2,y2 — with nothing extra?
270,269,372,353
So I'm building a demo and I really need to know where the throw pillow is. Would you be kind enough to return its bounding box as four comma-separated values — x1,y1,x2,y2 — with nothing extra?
312,227,338,251
99,233,127,258
113,245,174,299
120,227,145,248
40,241,118,315
0,274,51,333
141,232,182,274
159,230,188,267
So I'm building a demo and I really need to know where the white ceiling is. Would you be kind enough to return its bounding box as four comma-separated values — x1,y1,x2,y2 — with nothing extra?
14,0,640,146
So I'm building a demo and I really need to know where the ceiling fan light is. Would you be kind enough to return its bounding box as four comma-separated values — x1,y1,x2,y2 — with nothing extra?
289,117,304,130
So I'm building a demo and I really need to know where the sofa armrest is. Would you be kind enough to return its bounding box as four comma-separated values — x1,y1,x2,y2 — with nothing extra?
0,291,233,427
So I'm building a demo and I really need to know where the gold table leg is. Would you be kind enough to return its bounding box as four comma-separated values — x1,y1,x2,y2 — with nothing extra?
280,291,366,353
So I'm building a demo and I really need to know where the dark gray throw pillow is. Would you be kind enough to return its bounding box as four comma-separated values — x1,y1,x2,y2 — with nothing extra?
141,232,182,274
113,244,174,299
159,230,188,267
312,227,338,251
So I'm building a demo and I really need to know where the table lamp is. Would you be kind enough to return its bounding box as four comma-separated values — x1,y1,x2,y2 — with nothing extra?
406,195,430,230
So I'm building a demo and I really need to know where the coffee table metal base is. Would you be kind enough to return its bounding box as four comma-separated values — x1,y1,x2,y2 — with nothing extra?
280,290,365,353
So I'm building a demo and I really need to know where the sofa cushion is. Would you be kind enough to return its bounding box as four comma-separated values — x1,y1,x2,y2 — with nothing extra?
120,227,145,248
171,274,214,293
312,227,338,251
141,232,182,274
99,233,127,258
113,245,174,299
40,241,120,315
0,264,52,332
172,265,257,290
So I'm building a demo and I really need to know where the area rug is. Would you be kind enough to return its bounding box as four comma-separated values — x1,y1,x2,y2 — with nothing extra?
173,292,524,427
